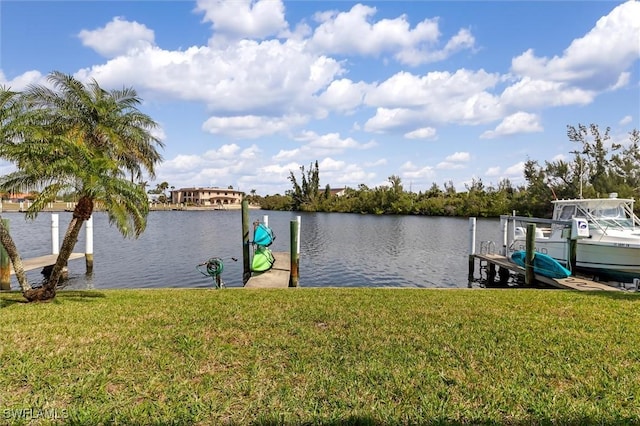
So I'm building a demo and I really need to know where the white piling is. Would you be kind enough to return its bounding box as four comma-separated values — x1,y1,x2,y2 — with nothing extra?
85,215,93,255
85,215,94,274
468,217,476,256
468,217,477,287
500,216,508,256
51,214,59,255
263,215,269,227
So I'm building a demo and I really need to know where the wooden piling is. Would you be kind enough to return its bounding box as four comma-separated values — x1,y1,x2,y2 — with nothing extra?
525,223,536,286
241,200,251,284
289,219,299,287
488,262,496,285
0,219,10,290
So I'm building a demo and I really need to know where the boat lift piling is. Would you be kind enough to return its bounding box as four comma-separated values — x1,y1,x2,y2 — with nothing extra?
525,224,536,286
467,218,476,288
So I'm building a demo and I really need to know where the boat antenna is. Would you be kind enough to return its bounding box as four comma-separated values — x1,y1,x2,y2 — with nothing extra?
547,181,558,200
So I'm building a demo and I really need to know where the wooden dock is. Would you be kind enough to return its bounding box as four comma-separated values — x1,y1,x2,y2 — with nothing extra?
473,253,621,291
245,252,291,288
10,253,85,275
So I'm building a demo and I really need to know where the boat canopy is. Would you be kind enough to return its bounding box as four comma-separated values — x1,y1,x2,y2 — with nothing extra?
551,198,639,230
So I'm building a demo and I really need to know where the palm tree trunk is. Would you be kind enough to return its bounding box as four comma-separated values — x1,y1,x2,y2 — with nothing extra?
26,217,84,301
0,216,32,293
25,196,93,302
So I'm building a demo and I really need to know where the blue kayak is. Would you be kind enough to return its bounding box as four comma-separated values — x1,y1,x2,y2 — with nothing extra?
510,250,571,279
253,223,275,247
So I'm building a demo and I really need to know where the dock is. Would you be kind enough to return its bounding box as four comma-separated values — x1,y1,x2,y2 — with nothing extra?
10,253,85,275
473,253,621,291
244,252,291,288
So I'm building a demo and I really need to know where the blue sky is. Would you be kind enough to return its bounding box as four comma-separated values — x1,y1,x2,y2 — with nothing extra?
1,1,638,196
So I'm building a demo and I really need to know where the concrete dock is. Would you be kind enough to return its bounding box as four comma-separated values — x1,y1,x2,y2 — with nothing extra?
245,252,292,288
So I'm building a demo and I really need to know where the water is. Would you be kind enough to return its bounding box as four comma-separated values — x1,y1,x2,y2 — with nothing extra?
2,210,499,290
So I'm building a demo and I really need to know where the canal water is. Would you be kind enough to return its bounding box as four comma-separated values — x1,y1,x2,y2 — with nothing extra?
2,210,499,290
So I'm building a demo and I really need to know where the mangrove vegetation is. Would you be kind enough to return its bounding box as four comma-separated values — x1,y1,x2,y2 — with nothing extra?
261,124,640,218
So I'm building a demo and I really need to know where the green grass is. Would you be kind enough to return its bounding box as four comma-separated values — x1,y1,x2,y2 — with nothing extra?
1,288,639,425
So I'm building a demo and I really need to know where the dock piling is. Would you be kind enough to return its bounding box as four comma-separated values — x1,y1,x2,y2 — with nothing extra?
51,214,59,255
468,217,476,287
289,219,299,287
525,223,536,286
241,200,251,284
85,215,94,274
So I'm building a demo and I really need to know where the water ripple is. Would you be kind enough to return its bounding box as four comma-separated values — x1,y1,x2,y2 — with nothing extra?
3,210,498,289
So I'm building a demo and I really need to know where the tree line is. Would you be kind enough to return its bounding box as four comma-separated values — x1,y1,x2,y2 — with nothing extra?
260,125,640,218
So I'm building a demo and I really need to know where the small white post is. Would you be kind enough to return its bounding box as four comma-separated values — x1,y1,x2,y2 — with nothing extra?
51,214,59,255
263,215,269,227
500,216,508,256
85,215,93,254
85,215,94,274
468,217,476,255
468,217,477,287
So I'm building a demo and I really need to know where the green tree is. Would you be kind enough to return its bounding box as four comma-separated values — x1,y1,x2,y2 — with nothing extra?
521,159,552,217
567,123,616,196
610,129,640,198
287,160,320,211
0,72,163,302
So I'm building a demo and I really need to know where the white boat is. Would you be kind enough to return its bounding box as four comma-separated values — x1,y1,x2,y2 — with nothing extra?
509,194,640,283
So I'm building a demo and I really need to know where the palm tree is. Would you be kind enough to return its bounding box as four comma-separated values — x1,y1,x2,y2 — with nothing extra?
0,87,30,293
0,72,163,302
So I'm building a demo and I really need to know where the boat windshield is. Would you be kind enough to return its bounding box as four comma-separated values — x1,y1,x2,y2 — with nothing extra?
552,199,639,232
577,202,637,231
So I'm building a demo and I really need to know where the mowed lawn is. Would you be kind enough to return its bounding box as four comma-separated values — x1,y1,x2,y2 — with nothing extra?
1,288,639,425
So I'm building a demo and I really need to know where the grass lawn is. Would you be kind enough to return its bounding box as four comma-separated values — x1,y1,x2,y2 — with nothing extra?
1,288,639,425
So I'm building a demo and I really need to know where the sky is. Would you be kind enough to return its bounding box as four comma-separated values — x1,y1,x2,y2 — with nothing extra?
1,0,639,196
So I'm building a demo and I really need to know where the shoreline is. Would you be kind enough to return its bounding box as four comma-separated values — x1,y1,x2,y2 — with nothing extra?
0,202,260,213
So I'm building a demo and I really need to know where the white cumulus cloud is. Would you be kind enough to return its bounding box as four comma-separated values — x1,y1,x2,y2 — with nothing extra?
78,17,155,58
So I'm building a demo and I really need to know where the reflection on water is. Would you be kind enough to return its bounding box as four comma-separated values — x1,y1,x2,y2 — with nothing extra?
2,210,498,290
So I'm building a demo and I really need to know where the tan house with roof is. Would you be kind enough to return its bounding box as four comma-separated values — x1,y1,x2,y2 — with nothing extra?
170,187,243,207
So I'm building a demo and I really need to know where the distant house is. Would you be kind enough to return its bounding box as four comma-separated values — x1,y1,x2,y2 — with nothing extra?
170,187,243,206
2,192,32,202
329,188,347,197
